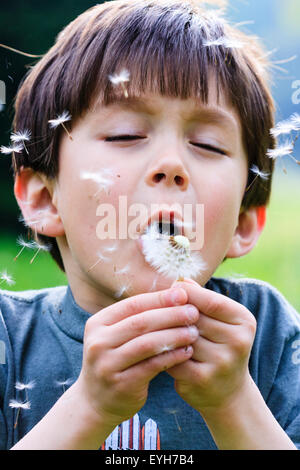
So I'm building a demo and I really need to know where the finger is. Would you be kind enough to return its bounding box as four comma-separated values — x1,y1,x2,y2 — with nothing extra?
108,304,199,348
173,281,250,325
93,287,188,326
191,334,229,363
123,345,194,383
110,325,199,371
196,313,238,344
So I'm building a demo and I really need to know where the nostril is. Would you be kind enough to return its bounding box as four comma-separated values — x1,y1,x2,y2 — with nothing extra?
175,175,184,186
153,173,165,183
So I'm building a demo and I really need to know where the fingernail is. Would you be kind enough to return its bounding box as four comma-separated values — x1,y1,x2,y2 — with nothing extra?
170,288,184,304
188,326,199,339
185,305,198,321
184,345,193,354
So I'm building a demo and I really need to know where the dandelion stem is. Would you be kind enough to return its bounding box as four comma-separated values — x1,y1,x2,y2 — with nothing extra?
14,246,26,261
245,174,259,192
87,258,103,273
30,248,41,264
0,43,43,58
14,408,20,429
61,123,73,141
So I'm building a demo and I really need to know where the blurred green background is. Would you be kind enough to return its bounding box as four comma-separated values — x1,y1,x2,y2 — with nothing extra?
0,0,300,310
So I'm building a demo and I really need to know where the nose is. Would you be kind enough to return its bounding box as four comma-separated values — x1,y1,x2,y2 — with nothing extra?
145,158,190,191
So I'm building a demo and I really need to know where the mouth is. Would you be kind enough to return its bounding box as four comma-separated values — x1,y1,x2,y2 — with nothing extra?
140,210,186,238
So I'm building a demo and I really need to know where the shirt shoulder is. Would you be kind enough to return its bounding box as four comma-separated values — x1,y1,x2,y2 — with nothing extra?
0,286,68,343
208,276,300,338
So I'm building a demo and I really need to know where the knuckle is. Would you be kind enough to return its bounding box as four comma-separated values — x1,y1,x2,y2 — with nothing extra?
205,295,222,316
85,334,107,360
129,315,147,336
215,350,232,373
127,296,143,316
231,333,252,357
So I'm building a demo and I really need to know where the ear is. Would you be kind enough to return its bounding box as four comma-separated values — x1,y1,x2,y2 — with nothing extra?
226,206,266,259
14,167,65,237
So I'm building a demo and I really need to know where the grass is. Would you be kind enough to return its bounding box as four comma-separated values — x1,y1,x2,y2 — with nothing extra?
1,169,300,312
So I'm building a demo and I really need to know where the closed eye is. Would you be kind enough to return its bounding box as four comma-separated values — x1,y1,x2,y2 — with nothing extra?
191,142,227,156
105,135,146,142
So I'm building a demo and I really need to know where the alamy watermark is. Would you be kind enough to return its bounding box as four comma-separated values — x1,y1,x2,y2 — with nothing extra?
0,340,5,364
95,198,205,250
0,80,6,110
292,80,300,105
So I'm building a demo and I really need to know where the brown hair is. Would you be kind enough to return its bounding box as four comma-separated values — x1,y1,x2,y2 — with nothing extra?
12,0,276,272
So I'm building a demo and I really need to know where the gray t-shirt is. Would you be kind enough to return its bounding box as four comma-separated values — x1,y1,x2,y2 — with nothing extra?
0,277,300,450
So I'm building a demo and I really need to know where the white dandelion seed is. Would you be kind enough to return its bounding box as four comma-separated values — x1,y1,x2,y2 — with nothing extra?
203,37,243,49
9,399,31,409
48,110,73,140
291,113,300,130
14,235,36,261
87,250,110,273
29,241,51,264
18,209,49,235
114,263,131,275
114,280,131,299
15,381,35,401
165,408,182,432
80,169,115,196
246,165,270,192
141,223,206,281
0,143,23,155
9,399,31,429
55,378,73,393
266,142,294,159
103,242,118,253
0,270,15,286
10,129,31,155
15,381,35,391
108,69,130,98
250,165,270,180
270,119,299,137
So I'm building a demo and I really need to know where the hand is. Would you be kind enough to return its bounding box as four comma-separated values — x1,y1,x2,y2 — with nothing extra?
74,286,200,429
167,279,257,415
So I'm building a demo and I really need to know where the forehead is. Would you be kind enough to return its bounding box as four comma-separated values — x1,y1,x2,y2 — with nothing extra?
89,89,242,132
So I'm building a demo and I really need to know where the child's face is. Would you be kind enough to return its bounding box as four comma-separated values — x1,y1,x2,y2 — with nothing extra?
52,87,249,308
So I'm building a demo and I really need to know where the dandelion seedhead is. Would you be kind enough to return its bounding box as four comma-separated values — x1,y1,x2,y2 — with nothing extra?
141,223,206,281
48,110,73,140
108,69,130,98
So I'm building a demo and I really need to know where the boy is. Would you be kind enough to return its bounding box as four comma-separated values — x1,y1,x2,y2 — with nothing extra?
0,0,299,450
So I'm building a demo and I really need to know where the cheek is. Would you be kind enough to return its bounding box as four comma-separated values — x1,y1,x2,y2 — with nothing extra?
202,177,242,246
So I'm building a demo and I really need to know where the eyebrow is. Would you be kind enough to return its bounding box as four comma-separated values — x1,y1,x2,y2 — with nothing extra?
97,97,238,130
